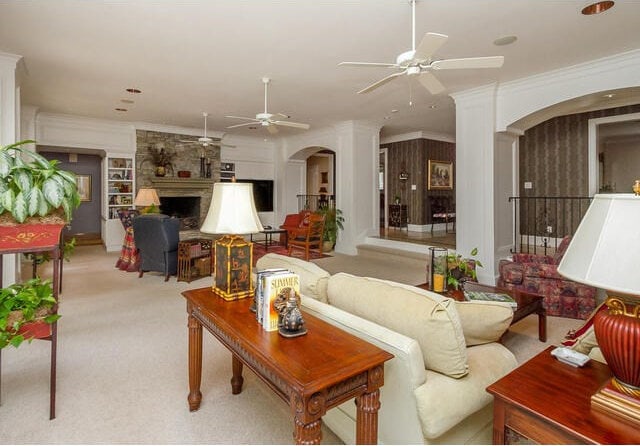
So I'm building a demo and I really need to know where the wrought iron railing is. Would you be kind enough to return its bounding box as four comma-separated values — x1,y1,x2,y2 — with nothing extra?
509,196,593,255
297,194,336,212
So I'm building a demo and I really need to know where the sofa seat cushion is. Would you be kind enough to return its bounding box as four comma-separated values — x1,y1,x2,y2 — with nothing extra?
414,343,517,439
256,253,330,302
327,273,468,378
523,262,564,279
454,301,514,346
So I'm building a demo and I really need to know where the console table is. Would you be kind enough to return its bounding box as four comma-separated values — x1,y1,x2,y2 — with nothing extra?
487,346,640,444
182,287,394,444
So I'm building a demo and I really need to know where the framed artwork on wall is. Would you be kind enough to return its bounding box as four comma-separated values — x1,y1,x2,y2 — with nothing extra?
76,174,92,201
428,160,453,190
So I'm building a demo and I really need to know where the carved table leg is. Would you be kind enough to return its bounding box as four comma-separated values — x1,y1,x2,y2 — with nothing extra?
355,389,381,445
293,417,322,445
231,354,244,395
291,393,325,445
538,308,547,342
187,313,203,411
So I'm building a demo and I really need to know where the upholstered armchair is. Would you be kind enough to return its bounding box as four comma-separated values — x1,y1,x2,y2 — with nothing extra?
279,210,313,243
132,214,180,281
497,236,596,319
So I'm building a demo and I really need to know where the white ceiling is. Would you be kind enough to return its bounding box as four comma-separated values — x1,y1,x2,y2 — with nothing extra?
1,0,639,140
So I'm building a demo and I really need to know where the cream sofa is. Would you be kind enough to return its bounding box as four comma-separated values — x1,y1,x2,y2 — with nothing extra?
256,254,518,445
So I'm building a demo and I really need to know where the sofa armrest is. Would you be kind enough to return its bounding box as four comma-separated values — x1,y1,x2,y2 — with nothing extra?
301,295,427,445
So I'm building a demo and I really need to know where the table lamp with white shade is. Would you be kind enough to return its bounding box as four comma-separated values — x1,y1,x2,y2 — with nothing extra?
557,193,640,425
200,181,263,301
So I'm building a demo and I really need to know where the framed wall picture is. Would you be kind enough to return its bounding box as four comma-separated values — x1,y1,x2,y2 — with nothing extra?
76,174,92,201
428,160,453,190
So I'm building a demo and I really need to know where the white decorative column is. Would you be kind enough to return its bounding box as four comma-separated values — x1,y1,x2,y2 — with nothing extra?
333,121,381,255
0,51,22,286
451,84,499,284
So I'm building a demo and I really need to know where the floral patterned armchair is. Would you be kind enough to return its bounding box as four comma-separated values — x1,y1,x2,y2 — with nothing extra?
497,236,596,319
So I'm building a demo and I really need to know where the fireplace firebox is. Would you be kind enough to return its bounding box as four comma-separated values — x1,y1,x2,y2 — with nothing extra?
160,196,201,230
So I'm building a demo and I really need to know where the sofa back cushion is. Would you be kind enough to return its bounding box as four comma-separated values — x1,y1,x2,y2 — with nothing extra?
327,273,468,378
552,235,572,264
256,253,330,302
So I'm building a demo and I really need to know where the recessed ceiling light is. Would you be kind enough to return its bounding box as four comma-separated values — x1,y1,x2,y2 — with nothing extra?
429,105,437,109
248,126,257,130
115,108,127,112
125,88,142,94
121,99,134,104
391,109,399,113
493,35,518,46
581,1,614,15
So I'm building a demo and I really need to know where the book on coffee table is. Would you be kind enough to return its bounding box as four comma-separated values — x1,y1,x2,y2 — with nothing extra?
463,290,517,308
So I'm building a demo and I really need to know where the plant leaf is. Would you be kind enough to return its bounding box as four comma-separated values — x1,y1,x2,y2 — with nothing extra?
12,192,28,222
0,151,14,178
42,177,64,208
13,169,32,192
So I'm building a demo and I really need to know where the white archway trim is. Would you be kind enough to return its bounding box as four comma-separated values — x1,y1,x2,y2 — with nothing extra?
588,112,640,196
497,49,640,132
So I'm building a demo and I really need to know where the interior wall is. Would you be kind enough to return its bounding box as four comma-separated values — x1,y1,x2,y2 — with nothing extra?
601,138,640,192
383,137,455,227
519,104,640,196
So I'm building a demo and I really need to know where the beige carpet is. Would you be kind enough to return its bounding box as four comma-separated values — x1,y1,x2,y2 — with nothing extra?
0,246,583,444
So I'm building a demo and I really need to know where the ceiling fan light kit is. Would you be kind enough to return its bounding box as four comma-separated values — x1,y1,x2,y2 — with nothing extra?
339,0,504,95
225,77,310,133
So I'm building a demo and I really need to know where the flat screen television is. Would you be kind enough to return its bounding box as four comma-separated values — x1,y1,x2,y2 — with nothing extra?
222,179,273,212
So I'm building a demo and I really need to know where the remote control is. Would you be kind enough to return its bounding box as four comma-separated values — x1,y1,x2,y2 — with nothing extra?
551,346,590,367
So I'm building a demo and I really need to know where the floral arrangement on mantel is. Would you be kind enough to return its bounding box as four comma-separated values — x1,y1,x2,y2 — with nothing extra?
0,140,80,225
145,145,176,177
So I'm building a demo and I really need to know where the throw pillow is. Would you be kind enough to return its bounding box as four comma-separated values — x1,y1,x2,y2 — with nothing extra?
256,253,330,302
327,273,468,378
454,301,514,345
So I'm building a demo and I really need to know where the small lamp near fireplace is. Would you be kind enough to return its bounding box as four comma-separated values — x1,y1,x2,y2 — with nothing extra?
200,181,263,301
134,188,161,214
557,193,640,426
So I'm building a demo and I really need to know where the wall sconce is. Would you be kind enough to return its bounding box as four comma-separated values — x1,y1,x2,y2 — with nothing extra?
399,171,409,181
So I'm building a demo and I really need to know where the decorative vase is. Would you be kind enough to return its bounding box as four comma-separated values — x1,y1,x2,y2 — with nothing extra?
323,240,334,252
594,297,640,397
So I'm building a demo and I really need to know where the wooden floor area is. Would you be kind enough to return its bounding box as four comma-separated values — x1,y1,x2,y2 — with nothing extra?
378,227,456,249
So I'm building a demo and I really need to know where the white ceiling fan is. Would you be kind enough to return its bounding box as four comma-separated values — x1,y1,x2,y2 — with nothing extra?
339,0,504,95
180,112,235,148
225,77,310,134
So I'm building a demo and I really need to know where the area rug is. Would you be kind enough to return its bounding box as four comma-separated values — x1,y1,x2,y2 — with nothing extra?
252,243,331,265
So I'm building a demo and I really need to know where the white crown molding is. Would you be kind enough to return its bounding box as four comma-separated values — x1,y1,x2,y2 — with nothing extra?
133,121,226,139
380,130,455,144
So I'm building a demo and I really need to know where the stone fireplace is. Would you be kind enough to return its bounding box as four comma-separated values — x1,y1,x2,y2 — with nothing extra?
159,196,201,230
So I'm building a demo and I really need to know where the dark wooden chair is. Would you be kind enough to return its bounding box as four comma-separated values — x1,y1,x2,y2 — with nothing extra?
429,196,456,234
287,213,325,261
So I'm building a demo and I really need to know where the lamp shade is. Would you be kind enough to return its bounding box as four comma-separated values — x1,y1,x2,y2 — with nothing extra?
201,182,264,235
557,193,640,296
134,188,160,207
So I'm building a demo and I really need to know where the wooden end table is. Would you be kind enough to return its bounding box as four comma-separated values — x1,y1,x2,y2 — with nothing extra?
487,346,640,444
182,287,393,444
415,281,546,342
250,228,288,251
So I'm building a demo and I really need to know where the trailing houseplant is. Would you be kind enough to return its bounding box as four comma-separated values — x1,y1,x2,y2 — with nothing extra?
0,140,80,224
447,247,483,291
0,277,60,348
317,206,344,250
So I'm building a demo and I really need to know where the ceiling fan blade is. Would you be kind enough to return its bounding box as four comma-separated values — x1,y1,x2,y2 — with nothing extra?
431,56,504,70
357,71,405,94
267,124,279,135
225,115,259,122
272,120,310,130
414,32,449,61
179,139,197,143
418,71,445,94
226,122,257,129
339,61,399,68
207,142,237,148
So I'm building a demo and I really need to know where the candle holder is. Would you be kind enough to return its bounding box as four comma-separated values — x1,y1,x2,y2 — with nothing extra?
428,247,448,292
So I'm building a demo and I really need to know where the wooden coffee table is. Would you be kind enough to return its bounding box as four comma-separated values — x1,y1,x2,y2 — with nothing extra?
415,281,546,342
487,346,640,444
182,287,394,444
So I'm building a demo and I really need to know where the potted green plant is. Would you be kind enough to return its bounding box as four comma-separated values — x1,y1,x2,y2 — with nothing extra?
317,206,344,251
447,247,483,291
0,140,80,249
0,277,60,348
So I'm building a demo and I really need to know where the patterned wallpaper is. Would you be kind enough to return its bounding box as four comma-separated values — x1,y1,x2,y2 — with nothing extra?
519,104,640,197
383,138,455,225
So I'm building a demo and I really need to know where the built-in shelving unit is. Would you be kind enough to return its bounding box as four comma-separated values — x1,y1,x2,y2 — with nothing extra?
107,157,135,219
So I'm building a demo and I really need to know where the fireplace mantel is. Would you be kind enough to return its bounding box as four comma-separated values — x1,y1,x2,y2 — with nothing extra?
151,177,214,190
